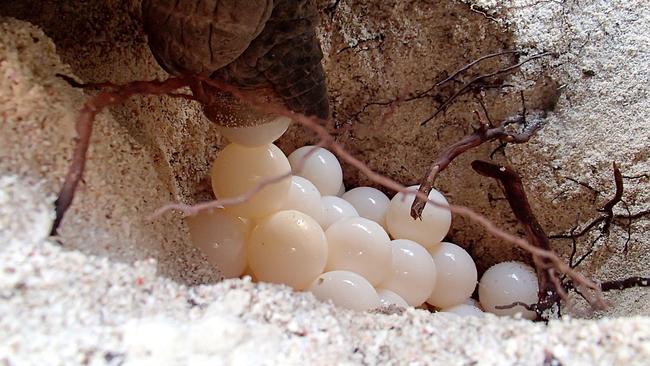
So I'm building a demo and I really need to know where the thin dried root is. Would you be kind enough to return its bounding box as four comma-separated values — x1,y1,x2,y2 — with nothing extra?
51,76,191,235
411,95,544,219
420,51,555,125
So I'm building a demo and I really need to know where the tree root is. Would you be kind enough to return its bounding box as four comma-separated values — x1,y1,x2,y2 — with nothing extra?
51,76,191,235
472,160,568,315
410,91,544,219
419,51,555,126
476,161,648,318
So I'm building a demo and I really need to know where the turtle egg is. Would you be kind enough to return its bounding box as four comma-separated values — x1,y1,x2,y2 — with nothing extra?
380,239,437,306
441,304,484,317
186,208,251,278
342,187,390,228
288,146,343,196
211,143,291,219
217,116,291,147
385,185,451,247
318,196,359,229
242,267,258,282
325,216,391,286
426,242,477,308
281,176,322,222
247,210,327,290
308,270,380,311
478,261,539,320
377,289,409,308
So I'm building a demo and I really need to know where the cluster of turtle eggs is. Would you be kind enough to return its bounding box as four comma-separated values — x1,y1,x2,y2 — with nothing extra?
188,117,540,320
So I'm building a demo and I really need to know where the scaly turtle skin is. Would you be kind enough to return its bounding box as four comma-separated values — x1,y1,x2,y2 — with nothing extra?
141,0,330,119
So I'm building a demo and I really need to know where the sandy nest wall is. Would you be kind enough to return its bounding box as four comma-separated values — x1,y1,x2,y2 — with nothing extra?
0,0,649,364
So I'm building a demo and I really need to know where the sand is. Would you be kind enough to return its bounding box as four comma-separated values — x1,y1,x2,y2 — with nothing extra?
1,177,649,364
0,0,649,364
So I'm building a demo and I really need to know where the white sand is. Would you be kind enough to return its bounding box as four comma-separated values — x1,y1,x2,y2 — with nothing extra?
2,177,649,365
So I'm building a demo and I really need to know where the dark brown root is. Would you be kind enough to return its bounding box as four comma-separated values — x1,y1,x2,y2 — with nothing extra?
51,76,191,235
410,96,544,219
477,161,649,318
420,51,555,126
472,160,573,315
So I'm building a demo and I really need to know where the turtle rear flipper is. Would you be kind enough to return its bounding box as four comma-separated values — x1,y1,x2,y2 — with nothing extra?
142,0,273,76
214,0,330,119
260,19,330,120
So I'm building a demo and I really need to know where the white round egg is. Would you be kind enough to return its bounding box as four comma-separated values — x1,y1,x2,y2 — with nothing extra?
186,208,251,278
242,266,258,282
325,217,391,286
288,146,343,196
319,196,358,229
377,289,409,308
217,116,290,147
247,210,327,290
342,187,390,228
441,304,484,317
308,271,380,311
281,176,322,222
385,185,451,247
478,261,539,320
211,143,291,219
426,242,477,308
380,239,437,306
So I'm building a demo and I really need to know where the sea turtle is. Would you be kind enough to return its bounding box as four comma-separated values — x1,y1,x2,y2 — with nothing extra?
50,0,330,234
141,0,330,121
